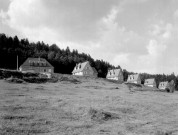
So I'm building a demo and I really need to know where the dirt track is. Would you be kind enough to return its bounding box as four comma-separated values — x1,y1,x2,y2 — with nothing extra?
0,76,178,135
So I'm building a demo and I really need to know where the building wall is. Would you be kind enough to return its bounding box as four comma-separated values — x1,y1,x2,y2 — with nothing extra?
127,76,141,84
144,80,157,87
83,62,94,76
73,62,98,77
159,85,167,90
106,70,124,82
158,83,168,90
20,66,54,73
107,77,118,80
118,71,124,82
73,72,83,76
146,84,154,87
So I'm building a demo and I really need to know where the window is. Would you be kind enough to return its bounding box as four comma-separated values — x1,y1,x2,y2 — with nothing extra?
44,69,46,72
49,69,51,72
79,65,81,68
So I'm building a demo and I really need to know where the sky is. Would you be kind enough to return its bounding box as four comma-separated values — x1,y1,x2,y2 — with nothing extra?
0,0,178,75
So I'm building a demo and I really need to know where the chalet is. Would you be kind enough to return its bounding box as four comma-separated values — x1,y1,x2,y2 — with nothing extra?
72,61,98,77
158,81,168,90
19,58,54,74
106,69,124,82
144,78,156,87
127,74,141,84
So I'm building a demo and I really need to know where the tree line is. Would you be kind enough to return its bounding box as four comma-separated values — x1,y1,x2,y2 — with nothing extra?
0,33,116,77
0,33,178,90
123,69,178,90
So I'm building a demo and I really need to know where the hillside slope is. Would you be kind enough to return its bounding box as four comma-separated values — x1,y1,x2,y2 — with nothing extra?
0,75,178,135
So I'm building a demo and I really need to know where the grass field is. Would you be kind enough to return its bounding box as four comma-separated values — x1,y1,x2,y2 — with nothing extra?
0,75,178,135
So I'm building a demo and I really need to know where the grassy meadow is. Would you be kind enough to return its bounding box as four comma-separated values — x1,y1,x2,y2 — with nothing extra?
0,75,178,135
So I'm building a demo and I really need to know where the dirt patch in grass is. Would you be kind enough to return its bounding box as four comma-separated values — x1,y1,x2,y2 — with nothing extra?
1,106,28,112
74,124,93,129
85,85,103,89
114,107,135,114
59,76,81,84
154,130,173,135
88,108,120,122
2,115,34,120
125,83,143,91
110,87,119,90
23,77,48,83
35,86,45,90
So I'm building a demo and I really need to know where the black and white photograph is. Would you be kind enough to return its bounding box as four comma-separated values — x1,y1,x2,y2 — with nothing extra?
0,0,178,134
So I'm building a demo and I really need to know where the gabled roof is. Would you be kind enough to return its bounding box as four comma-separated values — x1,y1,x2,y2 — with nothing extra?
20,58,53,68
106,69,122,78
72,61,89,73
127,74,140,81
144,78,155,85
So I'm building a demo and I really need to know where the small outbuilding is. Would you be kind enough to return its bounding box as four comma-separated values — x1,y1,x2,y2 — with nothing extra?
144,78,156,87
127,74,141,84
72,61,98,77
106,69,124,82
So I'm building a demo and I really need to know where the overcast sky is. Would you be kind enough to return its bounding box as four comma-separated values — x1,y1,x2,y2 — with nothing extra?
0,0,178,74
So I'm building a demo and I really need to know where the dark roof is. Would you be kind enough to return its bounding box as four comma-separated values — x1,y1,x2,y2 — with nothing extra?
20,58,53,68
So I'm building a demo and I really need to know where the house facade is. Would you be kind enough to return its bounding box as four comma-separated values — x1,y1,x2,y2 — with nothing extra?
19,58,54,74
158,81,168,90
127,74,141,84
144,78,156,87
106,69,124,82
72,61,98,77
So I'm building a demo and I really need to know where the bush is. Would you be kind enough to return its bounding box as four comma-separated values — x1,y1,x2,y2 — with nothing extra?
155,131,172,135
88,108,120,122
59,76,81,84
5,77,25,83
0,69,39,79
23,77,48,83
